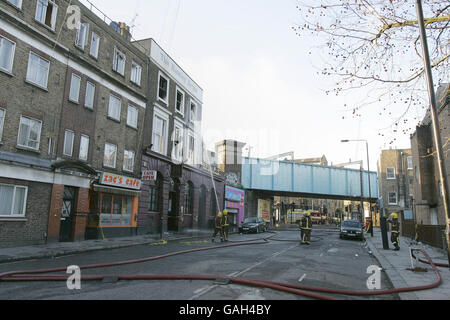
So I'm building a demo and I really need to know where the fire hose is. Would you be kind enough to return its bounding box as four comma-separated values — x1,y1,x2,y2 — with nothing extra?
0,237,444,300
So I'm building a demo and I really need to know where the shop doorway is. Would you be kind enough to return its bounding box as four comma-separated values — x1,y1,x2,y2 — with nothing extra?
59,186,77,242
198,185,207,229
168,179,180,231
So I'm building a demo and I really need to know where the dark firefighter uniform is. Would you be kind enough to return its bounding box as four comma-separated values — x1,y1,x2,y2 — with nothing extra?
388,213,400,251
300,212,313,245
222,210,230,242
211,212,223,242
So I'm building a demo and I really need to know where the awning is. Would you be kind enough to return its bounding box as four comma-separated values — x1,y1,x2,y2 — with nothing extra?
92,184,141,197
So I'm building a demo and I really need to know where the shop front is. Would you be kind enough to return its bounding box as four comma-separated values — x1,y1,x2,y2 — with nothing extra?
224,185,245,231
86,172,141,239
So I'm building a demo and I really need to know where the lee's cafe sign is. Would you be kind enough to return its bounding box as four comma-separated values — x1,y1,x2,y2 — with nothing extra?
100,172,142,190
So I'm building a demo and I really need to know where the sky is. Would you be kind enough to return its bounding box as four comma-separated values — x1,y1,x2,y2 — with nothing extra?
83,0,422,171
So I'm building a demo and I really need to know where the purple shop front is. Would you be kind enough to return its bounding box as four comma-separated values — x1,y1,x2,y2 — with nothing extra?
224,185,245,227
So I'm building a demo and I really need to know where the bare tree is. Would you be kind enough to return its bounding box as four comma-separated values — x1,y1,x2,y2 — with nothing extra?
293,0,449,143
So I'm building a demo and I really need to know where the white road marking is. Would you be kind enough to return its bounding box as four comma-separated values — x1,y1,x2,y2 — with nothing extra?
298,274,307,282
189,244,298,300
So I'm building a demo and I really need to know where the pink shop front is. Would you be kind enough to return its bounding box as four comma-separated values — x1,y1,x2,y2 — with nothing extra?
224,185,245,230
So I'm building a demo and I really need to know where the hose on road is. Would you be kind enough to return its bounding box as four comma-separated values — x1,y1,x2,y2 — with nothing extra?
0,235,444,300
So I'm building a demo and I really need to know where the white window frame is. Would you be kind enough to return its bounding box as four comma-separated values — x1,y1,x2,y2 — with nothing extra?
79,134,89,161
407,156,413,170
103,143,117,169
157,71,169,104
69,73,81,103
126,104,138,129
0,36,16,74
123,150,135,172
113,46,126,76
0,108,5,142
26,51,50,89
63,130,75,157
75,22,89,50
7,0,23,9
0,184,28,217
84,81,95,109
186,131,195,165
175,87,185,116
388,192,398,205
130,61,142,86
152,108,169,155
108,94,122,121
35,0,58,30
17,116,42,151
89,32,100,59
172,120,184,162
386,167,396,180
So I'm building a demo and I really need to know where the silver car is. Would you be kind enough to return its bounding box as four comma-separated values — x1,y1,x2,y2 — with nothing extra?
340,220,364,240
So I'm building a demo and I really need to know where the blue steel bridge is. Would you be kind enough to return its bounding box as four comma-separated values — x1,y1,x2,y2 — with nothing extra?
241,157,378,202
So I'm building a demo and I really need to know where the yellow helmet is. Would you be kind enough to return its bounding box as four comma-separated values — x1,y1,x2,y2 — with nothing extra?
306,212,311,217
391,213,398,219
218,212,223,218
223,210,228,215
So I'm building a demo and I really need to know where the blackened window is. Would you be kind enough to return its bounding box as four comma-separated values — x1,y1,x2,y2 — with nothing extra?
184,182,193,215
158,73,168,102
148,180,159,212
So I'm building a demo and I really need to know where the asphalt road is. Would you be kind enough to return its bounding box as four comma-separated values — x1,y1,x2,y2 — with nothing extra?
0,226,399,300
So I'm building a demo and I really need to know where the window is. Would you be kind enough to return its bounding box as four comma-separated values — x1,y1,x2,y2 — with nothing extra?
187,134,195,165
184,182,193,214
386,167,396,180
152,115,167,154
0,184,27,217
190,101,197,123
7,0,22,9
79,135,89,161
35,0,58,30
388,192,397,205
69,73,81,103
89,32,100,58
113,47,126,75
172,125,183,161
103,143,117,168
0,36,16,73
100,194,133,226
148,180,159,212
175,88,185,115
130,62,142,86
407,156,413,170
0,108,5,141
63,130,74,156
108,94,121,121
85,81,95,109
123,150,135,172
17,116,42,150
127,105,138,128
75,23,89,50
26,52,50,89
158,72,169,103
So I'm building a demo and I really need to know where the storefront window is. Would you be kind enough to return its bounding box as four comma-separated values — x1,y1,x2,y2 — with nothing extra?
149,180,159,212
100,194,133,226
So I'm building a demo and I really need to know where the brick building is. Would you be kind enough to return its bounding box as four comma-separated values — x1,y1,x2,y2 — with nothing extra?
0,0,225,247
409,84,449,248
377,148,414,233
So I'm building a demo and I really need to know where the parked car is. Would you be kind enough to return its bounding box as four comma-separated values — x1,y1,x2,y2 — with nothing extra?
239,217,267,234
340,219,364,240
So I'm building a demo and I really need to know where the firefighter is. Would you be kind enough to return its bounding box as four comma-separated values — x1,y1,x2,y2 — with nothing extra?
211,212,223,243
222,210,230,242
388,212,400,251
300,212,313,245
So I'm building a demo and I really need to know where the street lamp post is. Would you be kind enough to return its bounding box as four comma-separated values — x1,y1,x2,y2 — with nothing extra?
341,139,374,237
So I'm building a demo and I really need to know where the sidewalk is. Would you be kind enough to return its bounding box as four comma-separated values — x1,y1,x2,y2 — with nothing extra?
0,229,213,264
365,227,450,300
